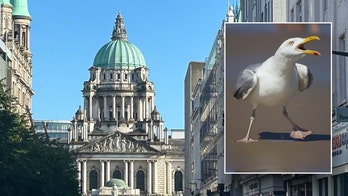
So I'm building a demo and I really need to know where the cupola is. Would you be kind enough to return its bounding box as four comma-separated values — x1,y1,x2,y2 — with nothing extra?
11,0,30,18
93,12,146,69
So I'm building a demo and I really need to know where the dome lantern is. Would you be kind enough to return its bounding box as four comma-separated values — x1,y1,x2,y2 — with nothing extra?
111,12,127,41
151,106,161,121
75,106,84,121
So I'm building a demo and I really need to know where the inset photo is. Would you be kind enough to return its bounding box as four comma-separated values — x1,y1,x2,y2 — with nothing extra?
224,23,331,173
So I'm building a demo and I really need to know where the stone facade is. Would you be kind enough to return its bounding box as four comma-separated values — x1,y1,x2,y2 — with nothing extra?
0,0,33,115
68,13,184,196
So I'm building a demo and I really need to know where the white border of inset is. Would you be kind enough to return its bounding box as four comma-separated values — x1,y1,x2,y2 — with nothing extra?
223,22,332,174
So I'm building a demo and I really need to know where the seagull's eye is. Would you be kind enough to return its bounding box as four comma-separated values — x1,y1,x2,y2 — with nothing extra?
288,41,294,46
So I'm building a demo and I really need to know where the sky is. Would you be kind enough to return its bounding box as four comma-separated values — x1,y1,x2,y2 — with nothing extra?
29,1,236,130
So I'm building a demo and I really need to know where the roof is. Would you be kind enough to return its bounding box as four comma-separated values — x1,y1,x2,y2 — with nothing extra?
93,39,146,69
105,178,129,188
10,0,31,17
93,12,146,69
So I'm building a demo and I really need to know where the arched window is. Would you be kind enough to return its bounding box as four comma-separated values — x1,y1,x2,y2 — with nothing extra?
174,171,183,191
113,169,122,179
89,170,98,190
136,170,145,191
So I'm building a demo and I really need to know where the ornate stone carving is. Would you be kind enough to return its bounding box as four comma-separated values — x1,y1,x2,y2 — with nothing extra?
77,132,150,153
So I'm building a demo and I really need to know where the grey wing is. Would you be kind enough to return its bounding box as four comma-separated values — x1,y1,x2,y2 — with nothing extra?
233,68,258,100
295,63,313,91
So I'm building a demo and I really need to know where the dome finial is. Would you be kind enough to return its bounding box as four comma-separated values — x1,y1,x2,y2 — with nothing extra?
112,12,127,41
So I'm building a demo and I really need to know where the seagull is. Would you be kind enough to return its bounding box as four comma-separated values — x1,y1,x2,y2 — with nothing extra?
233,36,321,143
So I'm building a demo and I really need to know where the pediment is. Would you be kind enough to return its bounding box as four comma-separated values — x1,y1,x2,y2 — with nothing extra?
74,131,160,154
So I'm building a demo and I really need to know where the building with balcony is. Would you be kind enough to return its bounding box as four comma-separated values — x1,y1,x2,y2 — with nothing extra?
0,0,33,115
184,6,236,196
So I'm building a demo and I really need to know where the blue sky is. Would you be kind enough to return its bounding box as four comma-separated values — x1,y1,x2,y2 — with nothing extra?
30,1,235,130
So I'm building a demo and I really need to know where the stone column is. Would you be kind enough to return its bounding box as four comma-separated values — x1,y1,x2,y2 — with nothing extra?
68,129,71,143
77,160,81,188
127,105,130,120
153,161,157,193
164,128,169,144
103,96,108,120
138,98,142,120
84,122,88,141
130,96,134,119
149,97,153,112
124,160,128,184
158,125,162,142
167,161,172,194
72,121,76,141
129,161,134,189
143,98,147,120
106,161,110,182
98,108,101,121
27,26,30,49
148,122,153,141
100,160,105,187
82,161,87,194
112,96,116,120
147,161,152,194
81,123,85,141
80,126,84,142
121,96,125,119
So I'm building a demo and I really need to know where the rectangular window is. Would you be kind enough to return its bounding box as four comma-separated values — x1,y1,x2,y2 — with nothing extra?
110,73,113,80
296,0,302,22
290,182,312,196
319,178,328,196
333,171,348,195
323,0,328,11
322,0,328,21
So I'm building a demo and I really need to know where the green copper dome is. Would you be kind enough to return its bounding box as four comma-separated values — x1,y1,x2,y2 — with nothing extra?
11,0,30,17
93,39,146,69
93,13,146,69
105,178,129,188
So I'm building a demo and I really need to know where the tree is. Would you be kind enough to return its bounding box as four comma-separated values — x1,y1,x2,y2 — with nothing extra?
0,81,79,196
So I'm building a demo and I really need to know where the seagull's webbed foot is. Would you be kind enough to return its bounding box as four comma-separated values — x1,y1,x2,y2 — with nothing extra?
236,137,258,143
290,128,313,139
283,106,313,140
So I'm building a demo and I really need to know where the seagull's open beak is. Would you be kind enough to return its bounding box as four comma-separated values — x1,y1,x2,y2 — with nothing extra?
296,35,321,56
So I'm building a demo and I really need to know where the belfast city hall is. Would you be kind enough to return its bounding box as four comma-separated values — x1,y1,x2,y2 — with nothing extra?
67,13,184,196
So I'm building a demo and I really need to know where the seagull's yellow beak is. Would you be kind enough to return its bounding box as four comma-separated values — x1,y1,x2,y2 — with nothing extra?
296,35,321,56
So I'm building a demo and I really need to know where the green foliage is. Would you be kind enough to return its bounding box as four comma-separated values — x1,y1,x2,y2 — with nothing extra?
0,82,79,196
